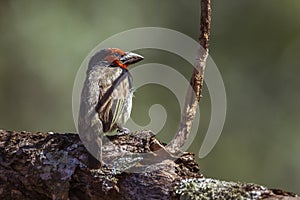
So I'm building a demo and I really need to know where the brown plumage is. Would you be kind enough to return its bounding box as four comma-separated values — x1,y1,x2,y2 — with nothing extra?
78,48,143,163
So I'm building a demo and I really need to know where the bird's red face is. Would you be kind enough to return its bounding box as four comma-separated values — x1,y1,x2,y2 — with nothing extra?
104,49,127,69
103,48,143,70
88,48,144,71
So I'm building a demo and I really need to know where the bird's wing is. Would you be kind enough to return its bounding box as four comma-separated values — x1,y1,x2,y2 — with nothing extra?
96,71,132,132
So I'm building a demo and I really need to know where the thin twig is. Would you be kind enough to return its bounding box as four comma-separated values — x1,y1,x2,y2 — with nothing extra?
167,0,211,153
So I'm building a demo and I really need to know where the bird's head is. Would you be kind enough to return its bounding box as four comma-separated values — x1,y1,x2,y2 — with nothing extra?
88,48,144,70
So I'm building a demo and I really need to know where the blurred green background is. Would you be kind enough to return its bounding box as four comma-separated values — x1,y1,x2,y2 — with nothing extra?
1,0,299,194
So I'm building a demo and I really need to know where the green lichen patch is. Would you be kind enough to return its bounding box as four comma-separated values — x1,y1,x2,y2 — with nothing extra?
175,178,269,200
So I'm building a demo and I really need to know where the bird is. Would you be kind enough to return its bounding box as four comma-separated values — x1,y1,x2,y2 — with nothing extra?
78,48,144,166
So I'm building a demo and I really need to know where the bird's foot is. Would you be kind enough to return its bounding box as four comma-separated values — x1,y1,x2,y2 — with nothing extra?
117,126,130,135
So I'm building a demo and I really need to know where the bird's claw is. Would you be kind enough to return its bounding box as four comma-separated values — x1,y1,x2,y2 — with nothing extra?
117,127,130,135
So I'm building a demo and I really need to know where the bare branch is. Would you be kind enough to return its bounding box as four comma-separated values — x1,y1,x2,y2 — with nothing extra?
168,0,211,153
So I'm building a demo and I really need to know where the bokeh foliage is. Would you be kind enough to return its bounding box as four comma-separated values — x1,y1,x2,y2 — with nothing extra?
0,0,299,194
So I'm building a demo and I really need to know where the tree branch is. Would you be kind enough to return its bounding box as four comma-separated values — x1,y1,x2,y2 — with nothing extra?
168,0,211,153
0,130,298,200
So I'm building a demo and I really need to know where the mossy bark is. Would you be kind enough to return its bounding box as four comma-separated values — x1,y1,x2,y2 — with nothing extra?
0,130,298,200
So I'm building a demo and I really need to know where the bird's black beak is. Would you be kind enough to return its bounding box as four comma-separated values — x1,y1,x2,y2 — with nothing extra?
120,52,144,65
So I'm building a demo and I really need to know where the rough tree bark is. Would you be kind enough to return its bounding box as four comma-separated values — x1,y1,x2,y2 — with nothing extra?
0,130,299,200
